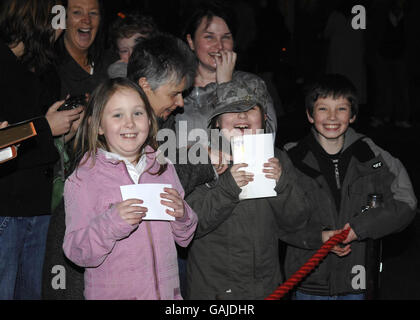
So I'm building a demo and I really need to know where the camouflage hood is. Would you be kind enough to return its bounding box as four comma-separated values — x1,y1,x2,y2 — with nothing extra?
208,77,271,128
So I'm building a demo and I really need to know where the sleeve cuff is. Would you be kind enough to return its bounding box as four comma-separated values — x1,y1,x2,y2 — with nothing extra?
175,208,189,223
106,205,138,240
217,170,242,200
33,116,53,136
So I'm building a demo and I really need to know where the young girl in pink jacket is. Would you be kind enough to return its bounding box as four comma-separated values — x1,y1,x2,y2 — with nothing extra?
62,77,197,300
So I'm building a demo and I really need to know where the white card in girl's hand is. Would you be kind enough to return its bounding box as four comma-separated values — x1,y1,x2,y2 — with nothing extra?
120,184,175,221
231,133,277,200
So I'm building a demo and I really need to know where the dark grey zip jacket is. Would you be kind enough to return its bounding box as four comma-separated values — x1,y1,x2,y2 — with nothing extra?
185,149,321,300
283,128,417,296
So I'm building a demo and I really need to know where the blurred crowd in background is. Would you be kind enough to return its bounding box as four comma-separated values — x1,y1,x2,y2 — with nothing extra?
104,0,420,134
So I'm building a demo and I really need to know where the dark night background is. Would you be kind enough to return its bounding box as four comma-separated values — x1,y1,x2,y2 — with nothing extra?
101,0,419,299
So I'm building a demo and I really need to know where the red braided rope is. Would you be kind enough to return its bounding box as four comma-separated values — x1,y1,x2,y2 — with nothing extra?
265,228,350,300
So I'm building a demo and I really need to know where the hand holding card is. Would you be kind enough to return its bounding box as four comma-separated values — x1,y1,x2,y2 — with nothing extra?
120,184,175,221
160,187,185,219
231,133,277,200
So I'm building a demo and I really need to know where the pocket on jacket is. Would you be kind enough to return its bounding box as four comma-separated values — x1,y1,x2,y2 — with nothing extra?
94,195,117,214
215,289,239,300
286,248,330,288
0,216,10,236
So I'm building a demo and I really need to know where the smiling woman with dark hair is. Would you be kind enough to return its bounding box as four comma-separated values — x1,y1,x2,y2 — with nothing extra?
175,2,277,149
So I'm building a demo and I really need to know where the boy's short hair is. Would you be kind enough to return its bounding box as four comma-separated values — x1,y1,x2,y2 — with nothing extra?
127,32,197,90
305,74,359,117
208,79,270,132
109,12,158,51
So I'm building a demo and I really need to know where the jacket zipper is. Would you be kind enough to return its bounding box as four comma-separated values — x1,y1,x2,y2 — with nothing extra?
137,162,161,300
332,159,341,189
146,222,161,300
118,159,161,299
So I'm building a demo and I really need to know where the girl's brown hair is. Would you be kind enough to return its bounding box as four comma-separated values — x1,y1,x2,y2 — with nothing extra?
72,77,167,175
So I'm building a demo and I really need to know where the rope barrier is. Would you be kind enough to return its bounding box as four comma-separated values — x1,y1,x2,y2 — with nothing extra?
265,228,350,300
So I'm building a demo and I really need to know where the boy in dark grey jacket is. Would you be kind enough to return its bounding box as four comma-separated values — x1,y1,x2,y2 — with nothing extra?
284,74,417,300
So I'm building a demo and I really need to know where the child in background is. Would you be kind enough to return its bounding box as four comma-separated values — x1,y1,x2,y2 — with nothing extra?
284,74,417,300
63,77,197,300
185,80,345,300
107,13,158,78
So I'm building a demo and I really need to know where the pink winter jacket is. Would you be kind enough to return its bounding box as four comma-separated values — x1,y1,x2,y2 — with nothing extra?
62,147,198,300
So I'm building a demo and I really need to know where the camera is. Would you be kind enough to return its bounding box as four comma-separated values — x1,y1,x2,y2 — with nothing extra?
58,95,86,111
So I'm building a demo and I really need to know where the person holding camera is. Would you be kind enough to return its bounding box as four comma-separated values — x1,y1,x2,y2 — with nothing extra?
42,0,112,300
0,0,83,300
